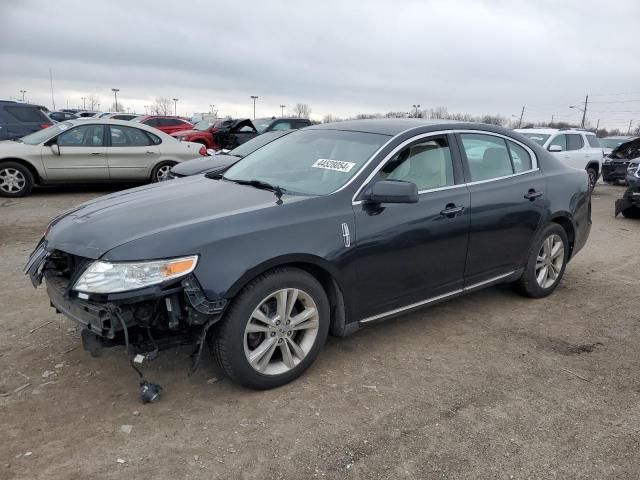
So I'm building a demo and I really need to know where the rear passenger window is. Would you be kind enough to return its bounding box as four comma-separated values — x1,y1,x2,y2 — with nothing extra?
586,135,600,148
566,134,584,151
109,126,152,146
460,134,513,181
5,106,48,122
379,136,454,190
507,141,532,173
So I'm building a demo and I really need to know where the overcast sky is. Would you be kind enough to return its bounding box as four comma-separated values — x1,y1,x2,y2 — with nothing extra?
1,0,638,129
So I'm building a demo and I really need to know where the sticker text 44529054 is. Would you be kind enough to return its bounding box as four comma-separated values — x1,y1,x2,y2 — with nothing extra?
311,159,356,173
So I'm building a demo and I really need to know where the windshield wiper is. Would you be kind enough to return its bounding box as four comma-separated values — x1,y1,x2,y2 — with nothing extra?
223,177,286,195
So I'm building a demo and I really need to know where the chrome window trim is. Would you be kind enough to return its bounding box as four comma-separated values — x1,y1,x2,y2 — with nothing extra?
359,271,515,324
351,129,539,204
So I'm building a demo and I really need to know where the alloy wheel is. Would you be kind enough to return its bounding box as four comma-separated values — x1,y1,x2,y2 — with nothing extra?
0,167,26,194
535,234,564,289
156,165,172,181
243,288,319,375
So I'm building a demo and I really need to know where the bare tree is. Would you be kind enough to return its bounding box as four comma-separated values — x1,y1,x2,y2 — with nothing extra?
151,97,172,116
87,94,100,111
293,103,312,119
109,101,126,113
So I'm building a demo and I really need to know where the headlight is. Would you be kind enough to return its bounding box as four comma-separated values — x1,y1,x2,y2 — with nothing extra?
73,255,198,293
628,164,640,177
603,158,611,164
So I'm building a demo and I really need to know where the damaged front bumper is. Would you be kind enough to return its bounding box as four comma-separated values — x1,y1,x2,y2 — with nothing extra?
25,246,228,362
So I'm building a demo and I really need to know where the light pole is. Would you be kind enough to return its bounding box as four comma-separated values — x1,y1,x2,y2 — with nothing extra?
112,88,119,112
172,98,179,116
81,96,86,110
280,104,286,117
250,95,258,119
20,90,27,101
412,104,421,117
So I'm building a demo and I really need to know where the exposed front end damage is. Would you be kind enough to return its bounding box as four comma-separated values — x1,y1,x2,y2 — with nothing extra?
25,246,227,401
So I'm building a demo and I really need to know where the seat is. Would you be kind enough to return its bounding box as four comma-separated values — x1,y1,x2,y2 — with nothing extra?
479,147,512,180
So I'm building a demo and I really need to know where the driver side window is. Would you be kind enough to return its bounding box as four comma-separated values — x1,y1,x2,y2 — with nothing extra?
57,125,104,147
378,136,454,191
549,134,566,151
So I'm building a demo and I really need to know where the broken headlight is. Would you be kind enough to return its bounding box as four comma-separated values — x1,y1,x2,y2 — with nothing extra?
628,163,640,178
73,256,198,293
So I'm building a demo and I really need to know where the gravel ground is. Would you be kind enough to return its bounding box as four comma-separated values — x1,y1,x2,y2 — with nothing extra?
0,183,639,480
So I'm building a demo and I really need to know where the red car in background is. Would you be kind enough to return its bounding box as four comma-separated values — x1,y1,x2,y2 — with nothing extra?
171,119,258,151
132,115,193,135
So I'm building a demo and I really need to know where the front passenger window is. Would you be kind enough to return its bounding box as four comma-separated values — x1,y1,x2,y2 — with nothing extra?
460,133,513,181
57,125,104,147
549,134,567,151
379,136,454,190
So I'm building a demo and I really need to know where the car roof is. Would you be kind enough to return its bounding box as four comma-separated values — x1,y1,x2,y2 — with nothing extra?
308,118,467,136
62,118,169,133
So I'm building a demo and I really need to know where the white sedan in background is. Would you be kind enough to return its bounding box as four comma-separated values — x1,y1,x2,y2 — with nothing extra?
0,119,206,197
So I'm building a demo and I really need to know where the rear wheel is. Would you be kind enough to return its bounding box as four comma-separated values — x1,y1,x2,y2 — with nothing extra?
0,162,34,197
151,161,176,182
213,268,330,389
512,223,569,298
621,207,640,219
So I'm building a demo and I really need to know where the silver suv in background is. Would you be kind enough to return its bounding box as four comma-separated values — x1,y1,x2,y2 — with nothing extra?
515,128,603,189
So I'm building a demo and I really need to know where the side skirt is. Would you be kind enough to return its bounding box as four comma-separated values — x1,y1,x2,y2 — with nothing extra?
358,269,522,327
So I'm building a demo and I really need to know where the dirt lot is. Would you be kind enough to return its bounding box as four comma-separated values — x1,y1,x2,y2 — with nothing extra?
1,183,639,480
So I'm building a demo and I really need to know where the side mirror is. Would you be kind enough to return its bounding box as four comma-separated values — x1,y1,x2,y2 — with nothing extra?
363,180,418,204
50,144,60,156
548,145,563,152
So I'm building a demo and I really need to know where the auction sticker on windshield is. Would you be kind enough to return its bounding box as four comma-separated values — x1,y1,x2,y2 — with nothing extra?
312,159,356,173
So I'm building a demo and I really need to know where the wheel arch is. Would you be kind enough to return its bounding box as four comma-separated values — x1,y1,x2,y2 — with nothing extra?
549,213,576,259
225,254,351,337
586,161,600,176
0,157,41,184
149,159,178,181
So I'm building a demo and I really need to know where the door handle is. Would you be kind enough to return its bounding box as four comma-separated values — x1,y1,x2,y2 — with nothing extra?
90,152,102,155
440,204,464,218
145,151,155,154
524,189,543,201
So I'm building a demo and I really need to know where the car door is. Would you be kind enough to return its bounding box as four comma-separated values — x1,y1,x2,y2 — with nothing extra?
565,133,588,170
106,125,160,180
457,132,546,286
352,133,470,320
42,124,108,180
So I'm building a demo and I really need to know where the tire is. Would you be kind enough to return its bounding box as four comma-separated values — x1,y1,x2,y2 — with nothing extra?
512,223,569,298
621,207,640,219
213,267,330,390
586,167,597,191
0,161,34,197
150,161,176,182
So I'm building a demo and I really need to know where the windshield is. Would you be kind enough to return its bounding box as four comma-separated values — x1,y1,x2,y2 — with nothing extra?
253,118,274,133
223,129,388,195
21,122,74,145
600,138,627,149
520,133,550,146
194,121,214,131
227,131,290,157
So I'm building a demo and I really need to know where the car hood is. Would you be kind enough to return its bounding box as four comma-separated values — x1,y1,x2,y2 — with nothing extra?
609,138,640,160
45,176,308,260
170,154,240,176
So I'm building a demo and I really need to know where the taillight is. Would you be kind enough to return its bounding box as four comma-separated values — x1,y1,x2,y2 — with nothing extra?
198,146,206,156
39,124,52,129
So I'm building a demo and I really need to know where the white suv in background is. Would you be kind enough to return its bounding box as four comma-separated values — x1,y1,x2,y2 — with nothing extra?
515,128,604,189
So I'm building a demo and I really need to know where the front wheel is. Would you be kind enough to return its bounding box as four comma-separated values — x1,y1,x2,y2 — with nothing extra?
213,268,330,389
586,167,597,191
0,162,34,197
512,223,569,298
